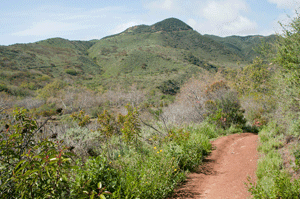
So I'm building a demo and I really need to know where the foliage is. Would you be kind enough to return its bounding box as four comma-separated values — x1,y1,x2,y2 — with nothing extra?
165,127,211,171
248,170,300,199
70,156,117,198
97,110,117,138
71,110,91,127
0,83,8,92
203,81,246,129
233,58,271,95
65,69,79,76
0,108,73,198
157,79,180,95
222,58,275,126
184,52,217,71
37,80,66,99
272,14,300,123
276,15,300,86
117,104,141,145
247,122,300,198
33,103,57,117
97,104,141,146
107,122,216,198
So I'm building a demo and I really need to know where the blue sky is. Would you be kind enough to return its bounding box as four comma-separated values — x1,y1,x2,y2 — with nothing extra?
0,0,299,46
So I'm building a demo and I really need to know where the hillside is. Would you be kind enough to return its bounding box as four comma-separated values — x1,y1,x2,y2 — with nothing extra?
204,34,277,61
93,18,245,71
0,18,276,97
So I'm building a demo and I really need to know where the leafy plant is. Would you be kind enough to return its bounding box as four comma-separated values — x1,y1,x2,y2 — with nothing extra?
97,104,141,145
71,110,91,127
117,104,141,145
0,108,73,198
70,156,117,199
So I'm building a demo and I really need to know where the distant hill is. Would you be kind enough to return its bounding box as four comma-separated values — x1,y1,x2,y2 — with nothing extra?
204,34,277,61
0,17,276,96
0,38,99,76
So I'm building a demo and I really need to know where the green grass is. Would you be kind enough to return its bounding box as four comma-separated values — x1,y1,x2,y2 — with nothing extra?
247,122,300,198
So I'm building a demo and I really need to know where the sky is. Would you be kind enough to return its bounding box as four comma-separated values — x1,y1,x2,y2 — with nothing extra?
0,0,299,46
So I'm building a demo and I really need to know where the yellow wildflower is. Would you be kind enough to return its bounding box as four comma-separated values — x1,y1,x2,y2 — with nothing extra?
157,151,159,153
160,150,162,152
174,169,177,171
154,146,156,149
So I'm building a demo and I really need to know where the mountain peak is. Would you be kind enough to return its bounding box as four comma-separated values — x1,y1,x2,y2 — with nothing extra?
120,18,193,36
151,18,193,32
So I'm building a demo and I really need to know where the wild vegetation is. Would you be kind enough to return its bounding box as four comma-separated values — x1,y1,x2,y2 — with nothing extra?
243,13,300,198
0,16,299,198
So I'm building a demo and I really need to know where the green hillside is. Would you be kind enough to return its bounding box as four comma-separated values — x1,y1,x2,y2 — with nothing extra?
97,18,246,68
204,34,278,61
0,38,99,75
0,17,276,97
0,38,101,95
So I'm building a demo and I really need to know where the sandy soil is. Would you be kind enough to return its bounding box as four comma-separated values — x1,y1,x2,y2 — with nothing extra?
171,133,258,199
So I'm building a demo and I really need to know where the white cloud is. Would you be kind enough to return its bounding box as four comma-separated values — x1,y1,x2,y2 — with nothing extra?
268,0,300,9
202,0,248,23
111,21,139,34
192,0,257,36
13,20,87,36
222,16,257,34
161,0,174,10
145,0,177,11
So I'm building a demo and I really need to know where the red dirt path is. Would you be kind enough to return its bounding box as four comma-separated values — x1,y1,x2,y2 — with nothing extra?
171,133,258,199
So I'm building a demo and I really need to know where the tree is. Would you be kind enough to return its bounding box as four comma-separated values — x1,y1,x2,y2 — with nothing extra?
273,13,300,116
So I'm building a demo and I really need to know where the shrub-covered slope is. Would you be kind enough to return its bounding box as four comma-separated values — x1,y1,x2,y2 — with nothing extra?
0,17,275,97
204,34,277,61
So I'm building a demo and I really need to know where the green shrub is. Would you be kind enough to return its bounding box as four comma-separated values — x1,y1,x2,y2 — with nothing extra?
113,149,185,198
165,130,211,171
0,83,8,92
0,108,73,198
65,69,79,76
157,79,180,95
247,121,300,199
97,104,141,145
33,103,57,117
70,156,118,198
37,80,65,99
248,170,300,199
204,81,246,129
70,110,91,127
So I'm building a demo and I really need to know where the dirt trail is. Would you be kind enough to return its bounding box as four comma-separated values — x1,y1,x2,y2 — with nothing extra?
171,133,258,199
